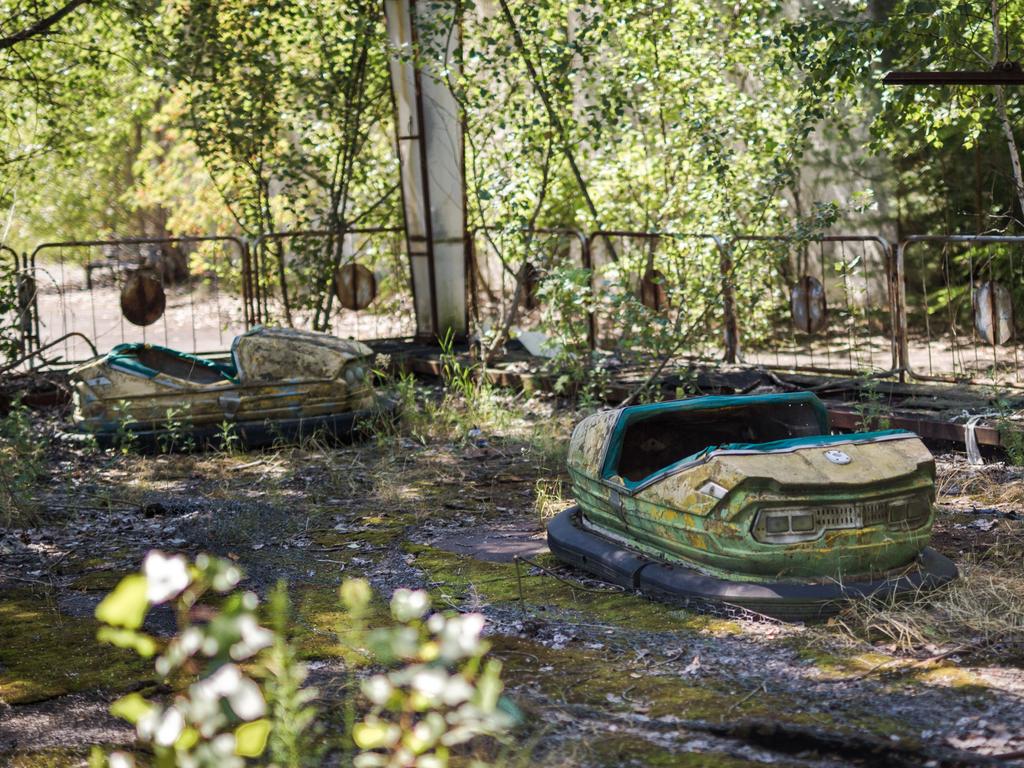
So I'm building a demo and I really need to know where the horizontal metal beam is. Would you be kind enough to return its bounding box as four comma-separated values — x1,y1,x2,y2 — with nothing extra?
883,70,1024,85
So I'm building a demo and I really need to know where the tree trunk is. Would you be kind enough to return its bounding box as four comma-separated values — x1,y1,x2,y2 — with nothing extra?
992,0,1024,225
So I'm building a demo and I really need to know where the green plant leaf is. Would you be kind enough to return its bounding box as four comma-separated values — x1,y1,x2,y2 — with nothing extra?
97,626,158,657
95,574,150,629
234,718,270,757
110,692,153,724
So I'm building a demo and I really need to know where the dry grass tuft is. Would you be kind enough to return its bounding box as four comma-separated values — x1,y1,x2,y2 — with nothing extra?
832,540,1024,659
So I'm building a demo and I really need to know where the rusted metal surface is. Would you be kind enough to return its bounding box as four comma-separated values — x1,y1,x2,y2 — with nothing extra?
565,395,938,582
790,275,827,334
826,404,1004,447
120,270,166,326
973,280,1013,346
884,68,1024,85
70,326,375,433
334,263,378,311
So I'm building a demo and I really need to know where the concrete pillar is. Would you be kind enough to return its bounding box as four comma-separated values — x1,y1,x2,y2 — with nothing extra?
384,0,467,340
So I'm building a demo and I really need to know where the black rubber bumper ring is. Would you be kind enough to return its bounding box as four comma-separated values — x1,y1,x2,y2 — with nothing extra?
546,506,958,622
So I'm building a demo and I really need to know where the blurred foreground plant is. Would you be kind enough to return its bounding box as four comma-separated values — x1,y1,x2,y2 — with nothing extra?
94,552,277,767
93,556,514,767
345,584,518,768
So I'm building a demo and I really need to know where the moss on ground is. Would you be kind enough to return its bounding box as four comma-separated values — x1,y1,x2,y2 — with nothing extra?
585,735,800,767
0,589,153,705
3,748,96,767
407,543,741,635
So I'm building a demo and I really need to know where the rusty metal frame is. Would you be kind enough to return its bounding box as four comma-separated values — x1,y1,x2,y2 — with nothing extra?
586,231,735,360
468,226,589,347
729,235,898,377
27,235,251,366
252,227,411,338
897,234,1024,387
1,244,35,360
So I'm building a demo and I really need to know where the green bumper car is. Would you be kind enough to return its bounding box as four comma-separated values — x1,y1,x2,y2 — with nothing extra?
69,326,394,451
547,392,956,621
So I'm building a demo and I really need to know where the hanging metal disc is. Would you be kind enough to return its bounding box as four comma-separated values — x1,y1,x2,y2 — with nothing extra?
790,275,827,334
334,263,377,311
640,268,668,311
521,262,540,311
120,270,166,327
974,280,1014,346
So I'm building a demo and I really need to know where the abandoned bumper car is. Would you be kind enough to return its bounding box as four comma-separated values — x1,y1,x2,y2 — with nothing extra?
70,326,395,451
547,392,957,620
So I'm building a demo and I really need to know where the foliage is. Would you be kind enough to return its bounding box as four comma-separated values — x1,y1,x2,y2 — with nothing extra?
95,555,513,767
96,551,274,767
797,0,1024,234
0,395,44,524
345,584,517,768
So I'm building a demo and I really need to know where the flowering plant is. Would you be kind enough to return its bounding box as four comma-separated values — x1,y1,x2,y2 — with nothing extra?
346,583,517,768
95,552,275,767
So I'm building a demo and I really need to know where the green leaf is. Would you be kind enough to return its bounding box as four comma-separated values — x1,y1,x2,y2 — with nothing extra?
110,692,153,724
95,575,150,629
353,718,400,750
97,626,158,657
234,718,270,757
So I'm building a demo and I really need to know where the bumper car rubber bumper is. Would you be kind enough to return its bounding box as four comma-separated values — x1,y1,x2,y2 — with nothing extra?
546,506,958,621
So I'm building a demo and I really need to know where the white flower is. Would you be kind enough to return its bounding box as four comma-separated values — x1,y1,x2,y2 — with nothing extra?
192,664,266,721
441,673,474,706
438,613,485,661
391,588,430,623
229,615,274,660
362,674,394,706
410,668,449,706
153,706,184,747
143,551,190,604
109,751,136,768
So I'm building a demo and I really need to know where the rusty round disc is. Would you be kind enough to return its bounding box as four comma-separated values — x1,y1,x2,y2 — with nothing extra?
521,262,541,311
790,275,827,334
974,280,1014,345
640,268,668,311
120,271,166,327
334,263,377,311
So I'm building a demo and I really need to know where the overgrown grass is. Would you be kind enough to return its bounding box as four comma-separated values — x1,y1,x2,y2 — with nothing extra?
0,398,45,526
831,549,1024,659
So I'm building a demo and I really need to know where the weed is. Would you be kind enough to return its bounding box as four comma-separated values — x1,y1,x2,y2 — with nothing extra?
852,374,891,431
111,400,138,454
992,392,1024,466
157,404,194,454
217,420,241,454
0,397,44,525
534,478,567,523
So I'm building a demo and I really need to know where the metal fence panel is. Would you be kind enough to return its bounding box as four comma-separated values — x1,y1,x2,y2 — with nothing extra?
468,227,589,351
252,228,414,341
587,231,733,362
898,235,1024,387
730,236,897,376
25,236,251,367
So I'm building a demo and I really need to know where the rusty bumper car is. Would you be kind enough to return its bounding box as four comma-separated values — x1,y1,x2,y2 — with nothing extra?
69,326,396,451
547,392,957,621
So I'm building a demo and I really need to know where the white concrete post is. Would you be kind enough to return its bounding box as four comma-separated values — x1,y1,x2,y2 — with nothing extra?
384,0,468,340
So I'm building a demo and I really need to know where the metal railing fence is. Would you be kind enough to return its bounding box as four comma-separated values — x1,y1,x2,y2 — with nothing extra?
7,228,1024,389
252,228,413,341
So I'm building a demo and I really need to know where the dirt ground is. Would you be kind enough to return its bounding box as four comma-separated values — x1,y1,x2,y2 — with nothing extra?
2,390,1024,767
